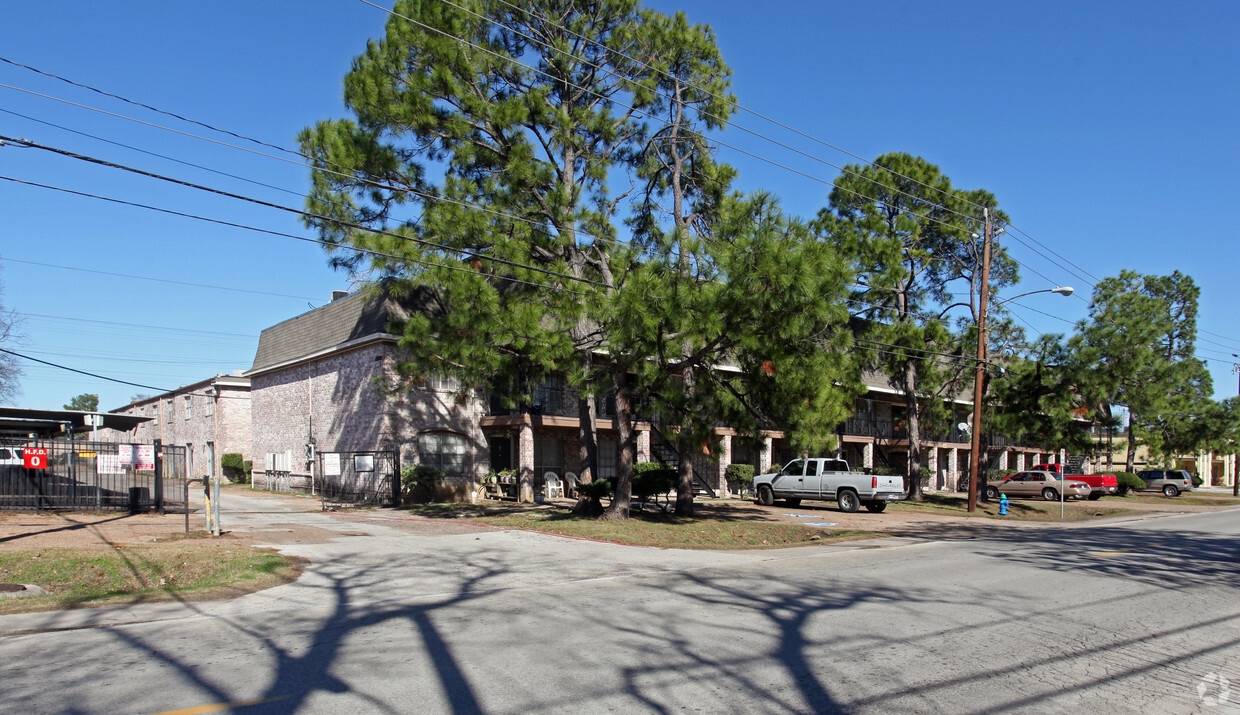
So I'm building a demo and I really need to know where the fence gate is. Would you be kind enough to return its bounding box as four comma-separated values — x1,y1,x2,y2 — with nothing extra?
0,439,187,513
316,450,398,508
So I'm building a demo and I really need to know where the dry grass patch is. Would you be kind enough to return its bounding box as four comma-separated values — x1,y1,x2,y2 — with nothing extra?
890,494,1138,521
0,538,303,615
471,509,872,549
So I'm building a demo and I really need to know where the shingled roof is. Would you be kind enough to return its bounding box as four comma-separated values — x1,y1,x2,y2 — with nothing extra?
249,285,431,373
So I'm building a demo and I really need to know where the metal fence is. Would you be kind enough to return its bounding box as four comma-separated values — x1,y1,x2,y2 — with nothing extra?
317,450,398,507
0,439,187,513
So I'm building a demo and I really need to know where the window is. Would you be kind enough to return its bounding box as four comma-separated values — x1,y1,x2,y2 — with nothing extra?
805,460,819,476
419,433,467,474
425,374,460,392
534,436,562,475
597,439,618,478
184,395,192,420
784,460,805,476
205,396,214,417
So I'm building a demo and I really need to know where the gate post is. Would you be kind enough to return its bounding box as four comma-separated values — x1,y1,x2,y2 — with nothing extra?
154,439,164,515
392,450,401,507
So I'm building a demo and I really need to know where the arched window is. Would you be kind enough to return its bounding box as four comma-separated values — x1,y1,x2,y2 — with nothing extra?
419,433,467,474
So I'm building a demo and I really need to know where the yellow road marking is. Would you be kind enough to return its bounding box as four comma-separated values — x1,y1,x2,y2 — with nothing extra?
1088,542,1167,557
152,695,289,714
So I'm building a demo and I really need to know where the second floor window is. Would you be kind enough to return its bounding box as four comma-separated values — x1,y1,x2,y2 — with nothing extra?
184,395,192,420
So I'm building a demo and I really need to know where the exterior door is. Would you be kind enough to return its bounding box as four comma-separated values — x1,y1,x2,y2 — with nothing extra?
488,436,512,471
801,459,824,498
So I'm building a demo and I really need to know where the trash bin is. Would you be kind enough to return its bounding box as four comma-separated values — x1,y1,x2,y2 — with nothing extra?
128,486,150,514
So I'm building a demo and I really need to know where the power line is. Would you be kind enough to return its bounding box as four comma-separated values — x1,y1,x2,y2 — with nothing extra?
0,256,324,302
13,311,255,338
0,174,586,297
0,106,304,198
0,346,170,392
410,0,1103,288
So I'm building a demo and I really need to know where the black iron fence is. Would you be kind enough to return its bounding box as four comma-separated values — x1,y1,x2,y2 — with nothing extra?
316,450,398,507
0,439,187,513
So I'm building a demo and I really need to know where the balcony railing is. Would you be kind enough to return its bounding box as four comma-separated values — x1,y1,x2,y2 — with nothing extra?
488,385,618,420
487,394,1037,449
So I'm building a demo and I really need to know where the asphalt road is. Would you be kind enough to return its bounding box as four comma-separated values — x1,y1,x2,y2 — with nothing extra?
1,492,1238,714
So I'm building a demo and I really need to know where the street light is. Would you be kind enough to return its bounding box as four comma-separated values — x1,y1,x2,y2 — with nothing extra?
966,209,1075,513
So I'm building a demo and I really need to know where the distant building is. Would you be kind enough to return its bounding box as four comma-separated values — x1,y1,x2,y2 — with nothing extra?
106,373,251,481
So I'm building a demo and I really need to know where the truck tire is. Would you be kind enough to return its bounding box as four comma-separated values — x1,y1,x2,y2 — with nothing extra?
984,485,1000,500
1163,485,1179,497
756,485,774,506
1042,488,1058,501
1087,492,1102,500
784,498,801,507
864,501,887,513
837,489,860,513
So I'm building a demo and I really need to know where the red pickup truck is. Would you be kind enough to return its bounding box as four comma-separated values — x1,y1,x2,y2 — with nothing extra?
1031,463,1117,499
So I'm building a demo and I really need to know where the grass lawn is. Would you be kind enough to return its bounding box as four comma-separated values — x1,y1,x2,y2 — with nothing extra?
888,493,1139,521
1111,493,1240,507
404,503,872,549
0,538,303,616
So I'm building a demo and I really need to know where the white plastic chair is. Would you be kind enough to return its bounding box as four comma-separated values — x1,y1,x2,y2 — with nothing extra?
562,471,579,498
544,472,564,499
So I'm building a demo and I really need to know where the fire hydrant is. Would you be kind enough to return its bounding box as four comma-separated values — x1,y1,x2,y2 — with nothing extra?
998,493,1009,516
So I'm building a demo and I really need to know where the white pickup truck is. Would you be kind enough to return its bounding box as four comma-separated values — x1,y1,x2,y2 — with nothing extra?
753,458,905,513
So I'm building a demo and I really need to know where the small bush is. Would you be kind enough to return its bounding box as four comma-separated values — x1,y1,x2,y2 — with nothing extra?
1115,472,1143,495
221,453,251,484
632,462,677,505
725,463,755,496
577,479,613,499
401,465,445,502
1191,473,1204,488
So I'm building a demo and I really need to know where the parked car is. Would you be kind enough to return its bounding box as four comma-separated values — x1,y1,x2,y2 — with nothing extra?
985,470,1091,501
753,458,905,513
1030,463,1118,500
1134,469,1193,497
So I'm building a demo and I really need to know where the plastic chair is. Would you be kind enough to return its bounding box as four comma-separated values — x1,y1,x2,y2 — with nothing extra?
544,472,564,499
562,471,579,498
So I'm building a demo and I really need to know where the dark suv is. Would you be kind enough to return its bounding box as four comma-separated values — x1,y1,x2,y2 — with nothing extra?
1134,469,1193,497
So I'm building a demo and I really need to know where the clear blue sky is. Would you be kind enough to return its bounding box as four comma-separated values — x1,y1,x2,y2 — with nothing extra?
2,0,1238,412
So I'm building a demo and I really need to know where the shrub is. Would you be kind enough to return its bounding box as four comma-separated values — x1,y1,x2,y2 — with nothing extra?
401,465,445,502
632,462,677,506
572,478,613,516
1114,472,1143,495
221,453,251,483
1191,473,1204,488
725,464,755,496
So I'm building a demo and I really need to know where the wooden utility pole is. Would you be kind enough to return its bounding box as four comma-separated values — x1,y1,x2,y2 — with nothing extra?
967,210,994,513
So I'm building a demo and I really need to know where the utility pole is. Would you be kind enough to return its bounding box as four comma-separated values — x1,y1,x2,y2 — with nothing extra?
1233,359,1239,497
967,210,993,513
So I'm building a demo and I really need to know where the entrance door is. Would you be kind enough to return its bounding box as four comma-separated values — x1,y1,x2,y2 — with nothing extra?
488,436,512,471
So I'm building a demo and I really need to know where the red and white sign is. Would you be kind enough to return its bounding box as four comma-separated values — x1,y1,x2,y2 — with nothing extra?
23,448,48,470
135,445,155,471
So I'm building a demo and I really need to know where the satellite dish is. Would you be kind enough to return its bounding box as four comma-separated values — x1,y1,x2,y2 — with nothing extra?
957,422,971,435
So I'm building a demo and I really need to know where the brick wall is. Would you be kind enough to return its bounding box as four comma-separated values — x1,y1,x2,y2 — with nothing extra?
104,375,251,480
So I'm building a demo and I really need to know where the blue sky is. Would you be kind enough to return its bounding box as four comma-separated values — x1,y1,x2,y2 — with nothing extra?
2,0,1238,412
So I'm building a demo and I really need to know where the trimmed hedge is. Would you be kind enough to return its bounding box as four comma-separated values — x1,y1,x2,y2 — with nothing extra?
632,462,677,505
221,453,252,483
1114,472,1143,495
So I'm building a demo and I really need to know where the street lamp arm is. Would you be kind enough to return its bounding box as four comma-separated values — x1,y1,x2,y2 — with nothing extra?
996,286,1074,306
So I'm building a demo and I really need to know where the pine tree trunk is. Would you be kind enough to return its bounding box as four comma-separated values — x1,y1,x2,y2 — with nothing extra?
1125,411,1137,473
602,364,634,521
674,365,696,516
905,361,924,501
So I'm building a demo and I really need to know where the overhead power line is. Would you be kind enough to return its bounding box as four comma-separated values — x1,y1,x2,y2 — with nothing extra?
0,174,586,297
0,135,601,292
371,0,1102,289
